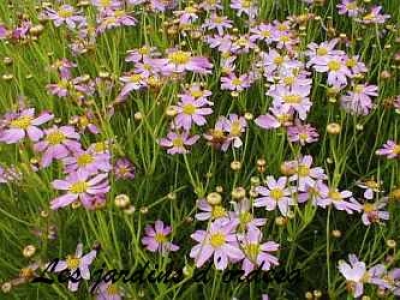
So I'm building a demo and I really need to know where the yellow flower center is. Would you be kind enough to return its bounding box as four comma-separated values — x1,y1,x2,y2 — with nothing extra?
299,133,309,141
274,56,284,65
69,181,88,194
231,78,242,86
155,233,167,243
277,24,288,31
210,233,226,248
191,90,204,98
261,30,271,38
106,284,119,295
280,35,290,43
212,205,227,218
328,60,341,71
230,121,241,136
66,255,80,269
241,0,251,8
168,51,191,65
79,116,89,127
346,58,357,68
94,142,107,153
183,103,197,115
10,116,32,129
172,137,184,147
363,13,374,21
317,47,328,56
329,191,342,201
214,17,224,24
297,164,310,176
363,203,375,213
270,188,284,200
100,0,111,6
77,153,94,167
46,131,65,145
283,94,302,104
346,2,358,10
58,8,73,18
244,243,260,261
128,74,142,83
185,6,197,13
353,85,364,93
239,211,253,224
20,268,35,279
283,76,295,85
394,145,400,155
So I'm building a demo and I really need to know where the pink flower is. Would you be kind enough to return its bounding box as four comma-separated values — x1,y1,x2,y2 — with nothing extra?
254,113,281,130
337,0,360,17
48,243,97,292
113,158,136,180
190,219,244,270
158,131,200,155
51,169,109,210
0,108,53,144
340,84,378,115
230,0,258,19
305,39,343,67
254,176,293,216
221,114,247,150
202,14,233,35
173,97,213,130
221,73,252,92
34,126,82,168
240,228,279,276
376,140,400,159
45,5,86,30
230,198,266,231
288,156,327,191
250,23,276,44
195,199,228,221
166,50,213,74
287,122,319,145
314,55,351,87
362,6,390,24
62,148,111,175
141,220,179,254
119,73,148,96
317,188,362,214
338,254,368,298
96,9,137,34
361,198,389,226
93,281,122,300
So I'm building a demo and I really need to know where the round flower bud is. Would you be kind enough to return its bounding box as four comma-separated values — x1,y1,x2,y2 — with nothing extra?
114,194,130,208
326,123,341,135
275,216,287,226
216,186,224,193
230,161,242,171
2,73,13,81
257,166,266,173
3,57,12,66
390,188,400,201
332,230,342,238
124,205,136,215
305,292,313,300
72,201,81,209
280,162,295,176
29,24,45,36
40,210,49,218
250,176,260,186
313,290,322,298
249,188,258,198
380,71,391,80
134,112,143,121
23,245,36,258
140,206,149,214
207,192,222,205
231,187,246,200
1,282,12,293
167,192,177,200
166,106,178,117
361,296,371,300
244,112,253,120
386,239,396,249
256,158,266,167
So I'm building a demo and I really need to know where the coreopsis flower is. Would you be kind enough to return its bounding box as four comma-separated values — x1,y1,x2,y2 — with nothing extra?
165,49,213,74
240,228,279,276
190,219,244,270
254,113,281,130
288,156,327,191
34,126,82,168
202,14,233,35
287,122,319,145
268,84,312,120
51,170,109,210
173,97,213,130
51,59,77,79
203,118,228,150
119,73,148,96
230,0,258,19
230,198,266,231
222,114,247,150
180,84,212,101
250,23,276,44
340,84,378,115
262,49,293,75
376,140,400,159
314,55,352,87
231,35,257,54
0,109,53,144
305,39,343,67
45,5,86,30
195,198,228,221
338,254,369,298
133,56,168,77
96,9,137,34
337,0,361,17
125,46,160,63
374,268,400,295
174,5,199,25
221,73,251,92
49,243,97,292
62,148,111,175
158,131,200,155
91,0,122,10
113,158,136,180
141,220,180,254
206,34,234,53
298,180,330,204
362,6,390,24
47,79,71,98
317,188,362,214
93,281,123,300
361,198,389,226
254,176,293,216
345,56,368,76
199,0,223,11
357,179,383,199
